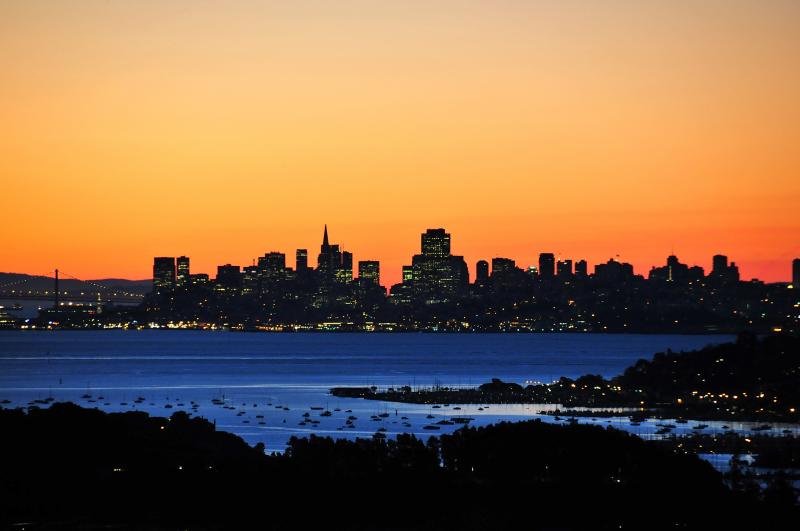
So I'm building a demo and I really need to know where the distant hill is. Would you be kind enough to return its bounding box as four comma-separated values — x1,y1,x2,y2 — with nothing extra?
0,272,151,295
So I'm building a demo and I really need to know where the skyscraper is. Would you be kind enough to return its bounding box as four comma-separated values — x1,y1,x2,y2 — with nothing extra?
358,261,380,286
556,259,573,279
411,228,468,301
152,257,176,295
421,229,450,257
712,254,728,275
539,253,555,280
491,258,516,276
258,252,286,282
176,256,190,287
215,264,242,293
296,249,308,272
793,258,800,288
475,260,489,285
336,251,353,283
710,254,740,284
574,260,588,278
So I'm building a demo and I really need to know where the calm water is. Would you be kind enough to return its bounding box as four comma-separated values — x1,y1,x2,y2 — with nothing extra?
3,330,794,455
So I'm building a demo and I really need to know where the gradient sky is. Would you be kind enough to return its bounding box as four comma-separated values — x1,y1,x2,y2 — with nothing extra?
1,1,798,285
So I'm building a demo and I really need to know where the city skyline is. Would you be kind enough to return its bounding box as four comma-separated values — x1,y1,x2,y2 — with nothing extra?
1,1,799,285
3,223,799,286
144,224,799,287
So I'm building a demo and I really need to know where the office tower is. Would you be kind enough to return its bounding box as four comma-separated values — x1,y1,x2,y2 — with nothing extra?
215,264,242,292
574,260,588,278
476,260,489,284
316,225,348,283
296,249,308,272
421,228,451,257
242,265,259,295
710,254,739,284
152,257,176,295
594,258,634,283
336,251,354,283
648,255,704,283
491,258,516,276
538,253,555,280
712,255,728,275
556,259,573,279
358,260,380,286
402,265,414,284
794,258,800,288
176,256,190,287
411,228,468,301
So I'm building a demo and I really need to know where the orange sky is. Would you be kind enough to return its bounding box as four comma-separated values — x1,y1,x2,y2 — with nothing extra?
1,1,799,285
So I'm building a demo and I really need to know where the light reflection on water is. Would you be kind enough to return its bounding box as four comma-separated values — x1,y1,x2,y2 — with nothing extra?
4,329,796,458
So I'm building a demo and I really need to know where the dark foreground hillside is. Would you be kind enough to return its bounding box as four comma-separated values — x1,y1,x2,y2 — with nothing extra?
1,403,796,530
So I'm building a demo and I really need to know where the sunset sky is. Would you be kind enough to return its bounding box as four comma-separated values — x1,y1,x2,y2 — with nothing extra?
1,0,798,285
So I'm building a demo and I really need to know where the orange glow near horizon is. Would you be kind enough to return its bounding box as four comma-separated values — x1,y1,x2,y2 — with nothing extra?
1,1,799,286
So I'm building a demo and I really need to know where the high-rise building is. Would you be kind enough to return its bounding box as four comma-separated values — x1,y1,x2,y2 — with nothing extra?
402,265,414,284
259,252,286,275
176,256,190,287
710,254,740,284
421,229,450,257
296,249,308,272
574,260,588,278
358,260,380,286
411,228,468,301
475,260,489,285
794,258,800,288
316,225,351,284
152,257,176,295
336,251,353,283
242,265,259,295
594,258,635,283
538,253,555,280
491,258,516,276
556,259,573,279
712,255,728,275
215,264,242,293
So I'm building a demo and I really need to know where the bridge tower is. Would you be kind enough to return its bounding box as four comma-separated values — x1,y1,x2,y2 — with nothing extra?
54,269,59,309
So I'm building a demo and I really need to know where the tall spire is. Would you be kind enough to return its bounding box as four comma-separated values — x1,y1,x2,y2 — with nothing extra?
322,224,329,251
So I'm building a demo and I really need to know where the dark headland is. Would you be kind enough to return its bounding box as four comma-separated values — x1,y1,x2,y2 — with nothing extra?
332,333,800,423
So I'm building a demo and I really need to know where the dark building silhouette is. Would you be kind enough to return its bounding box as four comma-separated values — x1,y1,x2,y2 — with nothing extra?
475,260,489,285
215,264,242,293
336,251,353,284
649,255,704,283
152,257,176,295
358,260,380,286
402,265,414,284
710,254,740,284
539,253,555,280
411,228,468,302
792,258,800,288
421,228,450,257
296,249,308,273
316,225,352,285
242,265,259,295
594,258,634,284
176,256,190,288
491,258,516,276
574,259,588,278
556,259,573,279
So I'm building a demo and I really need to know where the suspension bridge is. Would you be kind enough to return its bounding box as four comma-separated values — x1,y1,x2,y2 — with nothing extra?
0,270,147,306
